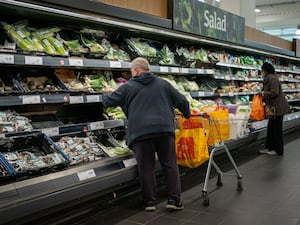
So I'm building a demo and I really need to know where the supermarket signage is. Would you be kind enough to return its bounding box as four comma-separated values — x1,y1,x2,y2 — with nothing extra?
173,0,245,44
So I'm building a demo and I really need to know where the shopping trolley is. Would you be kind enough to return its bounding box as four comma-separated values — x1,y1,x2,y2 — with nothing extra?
199,106,250,206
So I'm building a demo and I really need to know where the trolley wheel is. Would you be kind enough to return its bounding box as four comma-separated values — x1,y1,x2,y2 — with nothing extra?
237,179,243,192
202,191,210,206
216,174,223,187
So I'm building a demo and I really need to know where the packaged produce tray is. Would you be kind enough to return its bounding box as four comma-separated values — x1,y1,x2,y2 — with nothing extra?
120,37,162,65
0,110,33,134
53,132,107,165
58,29,90,57
0,154,14,180
0,71,24,95
15,69,69,94
53,130,131,165
0,132,69,175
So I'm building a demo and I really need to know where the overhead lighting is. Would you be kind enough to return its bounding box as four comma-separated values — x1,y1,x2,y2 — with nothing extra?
296,25,300,35
255,8,261,13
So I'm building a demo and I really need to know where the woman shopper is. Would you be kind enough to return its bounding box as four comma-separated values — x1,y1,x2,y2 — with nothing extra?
259,62,290,155
102,57,190,211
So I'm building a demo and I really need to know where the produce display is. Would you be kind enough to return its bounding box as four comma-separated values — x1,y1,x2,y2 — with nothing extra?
0,75,20,94
159,45,177,66
0,110,33,133
0,163,10,177
19,75,66,92
84,71,118,92
55,136,106,165
4,150,66,173
104,107,126,120
1,133,68,174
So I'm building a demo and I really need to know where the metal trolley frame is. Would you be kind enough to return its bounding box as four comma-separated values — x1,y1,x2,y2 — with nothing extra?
199,109,250,206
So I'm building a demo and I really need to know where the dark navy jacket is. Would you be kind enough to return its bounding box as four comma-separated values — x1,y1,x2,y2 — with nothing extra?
102,72,190,146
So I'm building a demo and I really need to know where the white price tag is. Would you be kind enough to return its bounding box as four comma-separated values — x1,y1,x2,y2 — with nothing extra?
109,61,122,68
181,68,189,73
69,96,84,104
159,66,169,73
197,92,206,97
171,67,179,73
0,133,5,139
77,169,96,181
225,75,231,80
0,54,14,64
25,56,43,65
42,127,59,137
86,95,100,103
69,58,83,67
228,92,234,97
22,95,41,104
207,69,214,74
123,158,137,168
245,77,249,81
90,121,104,130
197,69,204,74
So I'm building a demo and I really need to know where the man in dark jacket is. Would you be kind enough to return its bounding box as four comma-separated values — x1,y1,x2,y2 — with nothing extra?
259,62,290,155
102,57,190,211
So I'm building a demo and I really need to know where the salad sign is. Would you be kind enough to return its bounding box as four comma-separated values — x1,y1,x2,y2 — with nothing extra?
173,0,245,44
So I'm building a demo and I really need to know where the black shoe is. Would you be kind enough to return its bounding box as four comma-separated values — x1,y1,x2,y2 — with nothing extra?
144,201,156,211
166,199,184,210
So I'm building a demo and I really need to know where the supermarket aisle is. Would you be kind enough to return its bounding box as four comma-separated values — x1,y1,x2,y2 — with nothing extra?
71,129,300,225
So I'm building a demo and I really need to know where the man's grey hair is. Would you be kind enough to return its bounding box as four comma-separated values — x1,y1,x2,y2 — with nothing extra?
131,57,150,72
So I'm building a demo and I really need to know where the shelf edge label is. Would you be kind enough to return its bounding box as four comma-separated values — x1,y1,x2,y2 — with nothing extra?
69,96,84,104
89,121,104,130
123,158,137,168
86,95,100,103
77,169,96,181
22,95,41,104
25,56,43,65
42,127,59,137
0,54,14,64
69,58,83,67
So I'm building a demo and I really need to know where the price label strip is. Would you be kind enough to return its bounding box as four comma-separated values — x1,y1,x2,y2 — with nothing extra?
109,61,122,68
171,67,179,73
86,95,100,103
123,158,137,168
89,121,104,131
25,56,43,65
0,54,14,64
42,127,59,137
69,58,83,67
159,66,169,73
22,95,41,104
77,169,96,181
181,68,189,73
69,96,84,104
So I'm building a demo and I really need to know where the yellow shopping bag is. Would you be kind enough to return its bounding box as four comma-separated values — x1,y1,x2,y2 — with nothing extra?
175,118,209,168
206,109,230,146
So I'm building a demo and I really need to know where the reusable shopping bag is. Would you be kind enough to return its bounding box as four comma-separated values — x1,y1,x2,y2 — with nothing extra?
250,95,265,121
175,117,209,168
206,109,230,146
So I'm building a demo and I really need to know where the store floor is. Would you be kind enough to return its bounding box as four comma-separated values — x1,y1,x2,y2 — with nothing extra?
62,129,300,225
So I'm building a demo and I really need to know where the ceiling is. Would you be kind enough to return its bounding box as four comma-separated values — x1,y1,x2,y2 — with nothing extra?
255,0,300,39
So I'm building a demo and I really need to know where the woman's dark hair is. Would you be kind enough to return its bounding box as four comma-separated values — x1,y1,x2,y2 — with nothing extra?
261,62,275,74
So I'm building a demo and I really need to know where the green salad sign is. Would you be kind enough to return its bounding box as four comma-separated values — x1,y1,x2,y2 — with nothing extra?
174,0,245,44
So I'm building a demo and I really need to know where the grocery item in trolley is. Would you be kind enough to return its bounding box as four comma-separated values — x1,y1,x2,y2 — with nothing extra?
175,115,209,168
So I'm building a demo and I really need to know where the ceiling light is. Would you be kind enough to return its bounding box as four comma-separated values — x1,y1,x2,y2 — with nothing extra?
255,8,261,13
296,25,300,35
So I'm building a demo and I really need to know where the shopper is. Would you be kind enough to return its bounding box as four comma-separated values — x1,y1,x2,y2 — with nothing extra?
102,57,190,211
259,62,290,155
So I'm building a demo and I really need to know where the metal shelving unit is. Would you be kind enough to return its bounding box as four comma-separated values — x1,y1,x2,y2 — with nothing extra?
0,1,299,224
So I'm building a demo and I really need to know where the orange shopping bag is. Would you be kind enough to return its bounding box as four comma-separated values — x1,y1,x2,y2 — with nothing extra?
250,95,265,121
175,117,209,168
